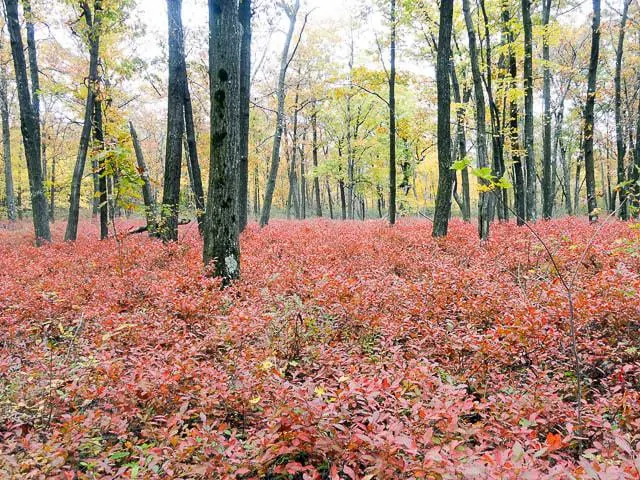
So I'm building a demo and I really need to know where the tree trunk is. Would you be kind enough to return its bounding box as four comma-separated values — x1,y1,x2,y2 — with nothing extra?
161,0,186,241
203,0,241,284
614,0,631,219
450,66,471,222
503,5,525,224
311,108,322,217
582,0,601,222
432,0,453,237
260,0,299,227
23,0,41,176
541,0,554,219
183,80,205,234
339,179,346,220
130,121,157,235
4,0,49,243
49,152,55,221
93,100,108,240
326,179,334,219
522,0,536,221
0,32,16,222
462,0,492,239
388,0,397,225
479,0,507,221
238,0,251,231
65,0,101,241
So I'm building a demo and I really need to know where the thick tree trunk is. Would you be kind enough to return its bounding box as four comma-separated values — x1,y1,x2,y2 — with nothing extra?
161,0,186,241
0,34,16,222
203,0,241,283
582,0,601,222
260,0,299,227
522,0,536,221
238,0,251,231
388,0,397,225
462,0,492,239
183,80,205,233
432,0,453,237
65,0,101,241
542,0,554,219
5,0,49,243
614,0,631,219
130,121,157,235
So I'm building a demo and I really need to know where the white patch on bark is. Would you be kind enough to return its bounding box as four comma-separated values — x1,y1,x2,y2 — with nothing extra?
225,255,238,275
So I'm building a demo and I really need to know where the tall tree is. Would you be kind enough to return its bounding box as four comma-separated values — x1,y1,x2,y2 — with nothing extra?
203,0,241,283
260,0,300,227
462,0,492,239
4,0,49,243
0,25,16,222
432,0,453,237
388,0,397,225
541,0,554,219
582,0,601,223
614,0,631,220
65,0,101,241
238,0,251,231
22,0,40,178
160,0,186,241
522,0,536,220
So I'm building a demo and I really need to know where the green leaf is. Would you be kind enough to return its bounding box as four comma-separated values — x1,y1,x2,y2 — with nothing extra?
451,158,471,171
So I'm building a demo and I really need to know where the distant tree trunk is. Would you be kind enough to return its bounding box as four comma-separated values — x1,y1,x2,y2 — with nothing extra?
299,137,306,219
503,5,525,224
388,0,397,225
541,0,553,219
311,109,322,217
130,121,157,235
4,0,49,243
93,100,108,239
462,0,492,239
238,0,251,231
161,0,186,241
582,0,601,222
49,153,55,221
614,0,631,219
183,80,205,233
0,33,16,222
561,142,572,214
260,0,299,227
633,78,640,213
203,0,241,283
339,179,346,220
65,0,101,241
450,67,470,222
432,0,453,237
522,0,536,221
326,180,334,219
479,0,507,221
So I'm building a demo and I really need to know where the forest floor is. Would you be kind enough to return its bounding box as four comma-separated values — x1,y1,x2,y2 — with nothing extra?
1,218,639,479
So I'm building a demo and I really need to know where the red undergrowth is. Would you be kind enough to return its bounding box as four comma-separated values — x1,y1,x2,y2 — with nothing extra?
1,218,639,479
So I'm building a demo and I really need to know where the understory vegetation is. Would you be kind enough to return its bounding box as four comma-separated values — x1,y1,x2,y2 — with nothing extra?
1,219,639,479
